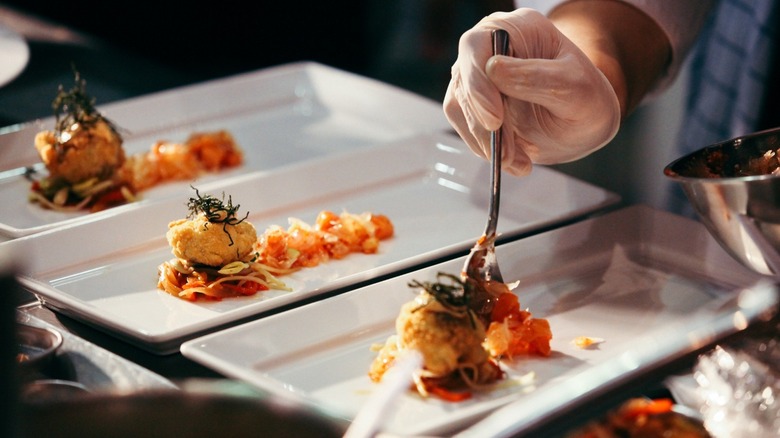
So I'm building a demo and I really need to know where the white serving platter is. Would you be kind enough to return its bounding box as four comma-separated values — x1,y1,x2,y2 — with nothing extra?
7,131,618,355
0,22,28,87
180,205,776,437
0,61,452,238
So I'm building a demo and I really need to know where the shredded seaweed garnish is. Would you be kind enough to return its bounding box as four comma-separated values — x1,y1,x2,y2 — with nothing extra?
409,272,478,328
187,187,249,246
409,273,470,309
51,67,122,145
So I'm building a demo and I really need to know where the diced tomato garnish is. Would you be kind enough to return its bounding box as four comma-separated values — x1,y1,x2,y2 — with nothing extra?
370,214,394,240
490,292,521,323
485,292,552,358
315,210,340,231
90,188,127,211
428,386,473,402
225,281,268,296
257,211,393,271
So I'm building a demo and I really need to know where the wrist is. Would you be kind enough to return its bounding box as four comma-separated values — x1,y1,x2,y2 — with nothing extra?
548,0,670,120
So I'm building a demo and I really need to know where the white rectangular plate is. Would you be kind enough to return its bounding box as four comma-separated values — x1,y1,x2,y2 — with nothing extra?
7,131,617,354
0,61,452,238
180,205,775,437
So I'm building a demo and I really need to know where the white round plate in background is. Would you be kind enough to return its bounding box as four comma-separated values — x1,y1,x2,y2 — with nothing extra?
0,23,29,87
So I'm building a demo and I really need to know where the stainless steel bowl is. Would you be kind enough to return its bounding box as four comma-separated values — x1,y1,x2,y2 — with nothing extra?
16,323,63,377
664,127,780,276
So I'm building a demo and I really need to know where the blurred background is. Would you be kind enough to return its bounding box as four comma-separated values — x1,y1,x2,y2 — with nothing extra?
0,1,514,117
0,0,686,212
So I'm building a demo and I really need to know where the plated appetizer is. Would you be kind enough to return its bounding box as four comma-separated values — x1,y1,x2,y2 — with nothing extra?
159,188,395,302
369,272,551,402
158,189,289,301
28,71,243,212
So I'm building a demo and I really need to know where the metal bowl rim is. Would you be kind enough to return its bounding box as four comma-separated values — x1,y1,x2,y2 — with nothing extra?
17,322,64,368
664,126,780,182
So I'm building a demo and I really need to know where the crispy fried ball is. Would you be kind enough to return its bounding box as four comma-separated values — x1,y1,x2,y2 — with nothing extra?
34,119,125,184
370,292,495,383
395,295,490,377
166,214,257,267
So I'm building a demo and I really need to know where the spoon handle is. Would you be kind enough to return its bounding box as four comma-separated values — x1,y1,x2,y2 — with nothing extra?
485,29,509,238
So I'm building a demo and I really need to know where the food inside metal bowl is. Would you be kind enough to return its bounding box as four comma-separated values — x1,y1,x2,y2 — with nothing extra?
664,127,780,277
565,398,711,438
665,127,780,179
16,323,63,376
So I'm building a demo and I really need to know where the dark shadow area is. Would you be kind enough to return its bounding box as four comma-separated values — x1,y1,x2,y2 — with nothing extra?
1,0,514,125
5,2,373,79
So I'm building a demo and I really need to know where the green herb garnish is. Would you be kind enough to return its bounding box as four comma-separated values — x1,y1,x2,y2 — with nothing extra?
187,187,249,246
51,67,121,143
409,273,470,309
409,272,481,329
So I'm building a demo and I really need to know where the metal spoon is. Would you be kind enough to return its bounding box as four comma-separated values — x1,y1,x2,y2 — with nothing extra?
462,28,509,286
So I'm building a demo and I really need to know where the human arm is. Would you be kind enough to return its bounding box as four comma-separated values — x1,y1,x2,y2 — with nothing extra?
547,0,671,119
443,0,711,175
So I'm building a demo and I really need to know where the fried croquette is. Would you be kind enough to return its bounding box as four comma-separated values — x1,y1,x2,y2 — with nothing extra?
370,291,498,385
166,214,257,267
34,119,125,184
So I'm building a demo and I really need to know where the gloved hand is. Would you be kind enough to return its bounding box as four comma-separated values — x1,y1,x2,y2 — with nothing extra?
444,8,621,176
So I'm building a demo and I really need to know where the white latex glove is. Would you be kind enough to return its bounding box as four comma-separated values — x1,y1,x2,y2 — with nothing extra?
444,8,621,176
